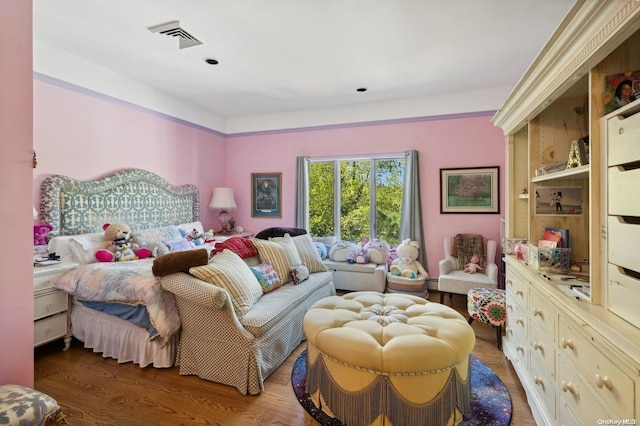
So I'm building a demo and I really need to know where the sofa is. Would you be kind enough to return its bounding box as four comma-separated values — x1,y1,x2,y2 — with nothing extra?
161,231,335,395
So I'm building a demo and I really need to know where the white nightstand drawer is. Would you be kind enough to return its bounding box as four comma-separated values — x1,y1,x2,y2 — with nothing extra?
34,290,68,320
34,313,67,346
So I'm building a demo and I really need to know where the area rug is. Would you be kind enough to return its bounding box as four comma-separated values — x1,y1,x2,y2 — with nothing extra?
291,351,512,426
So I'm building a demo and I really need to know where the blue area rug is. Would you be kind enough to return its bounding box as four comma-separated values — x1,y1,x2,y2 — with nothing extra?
291,351,511,426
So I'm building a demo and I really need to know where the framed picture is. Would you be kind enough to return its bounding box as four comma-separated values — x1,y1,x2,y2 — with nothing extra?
440,166,499,214
604,70,640,114
534,186,583,216
251,173,282,217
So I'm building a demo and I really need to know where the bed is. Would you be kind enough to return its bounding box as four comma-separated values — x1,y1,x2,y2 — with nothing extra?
40,168,204,368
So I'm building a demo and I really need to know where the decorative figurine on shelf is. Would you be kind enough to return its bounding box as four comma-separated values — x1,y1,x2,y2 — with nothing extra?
464,254,484,274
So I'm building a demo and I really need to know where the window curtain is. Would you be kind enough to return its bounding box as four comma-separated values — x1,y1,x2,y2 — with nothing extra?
295,156,309,230
400,150,427,272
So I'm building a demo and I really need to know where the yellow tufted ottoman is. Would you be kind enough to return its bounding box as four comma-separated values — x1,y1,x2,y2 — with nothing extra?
303,291,475,426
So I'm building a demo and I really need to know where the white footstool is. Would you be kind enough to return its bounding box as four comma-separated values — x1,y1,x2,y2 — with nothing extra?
303,291,475,426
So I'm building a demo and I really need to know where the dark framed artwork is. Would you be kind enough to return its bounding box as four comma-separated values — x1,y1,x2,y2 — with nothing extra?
440,166,499,214
251,173,282,217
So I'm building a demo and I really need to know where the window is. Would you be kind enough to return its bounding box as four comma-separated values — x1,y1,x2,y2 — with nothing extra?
308,156,405,246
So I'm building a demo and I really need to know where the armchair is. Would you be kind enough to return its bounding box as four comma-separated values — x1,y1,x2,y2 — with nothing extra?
437,235,498,303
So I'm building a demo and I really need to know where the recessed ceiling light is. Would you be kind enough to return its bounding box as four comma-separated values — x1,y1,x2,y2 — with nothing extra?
356,87,367,92
204,58,219,65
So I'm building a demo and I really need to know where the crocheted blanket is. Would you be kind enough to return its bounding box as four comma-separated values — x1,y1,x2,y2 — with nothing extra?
452,234,485,269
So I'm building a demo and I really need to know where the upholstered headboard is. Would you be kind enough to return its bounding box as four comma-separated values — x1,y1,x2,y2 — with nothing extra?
40,169,200,236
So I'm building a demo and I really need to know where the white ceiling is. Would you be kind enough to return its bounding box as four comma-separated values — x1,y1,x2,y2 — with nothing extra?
33,0,575,130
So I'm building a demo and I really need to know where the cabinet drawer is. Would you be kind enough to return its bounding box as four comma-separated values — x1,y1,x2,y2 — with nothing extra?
34,313,67,346
608,216,640,271
34,290,68,320
608,110,640,166
558,317,634,418
608,166,640,217
556,397,581,426
557,356,615,424
33,270,68,292
529,351,555,420
505,271,529,308
529,322,555,376
607,263,640,328
530,289,556,340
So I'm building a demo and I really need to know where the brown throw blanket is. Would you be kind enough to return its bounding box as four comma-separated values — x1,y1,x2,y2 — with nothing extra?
452,234,485,269
152,248,209,277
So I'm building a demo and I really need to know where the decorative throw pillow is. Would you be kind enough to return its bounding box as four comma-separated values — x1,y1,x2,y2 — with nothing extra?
212,237,258,259
290,264,310,284
252,235,302,284
189,249,263,318
271,233,327,273
250,262,282,293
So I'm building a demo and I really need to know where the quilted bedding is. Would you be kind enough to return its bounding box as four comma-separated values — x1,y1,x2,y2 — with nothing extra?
56,259,180,342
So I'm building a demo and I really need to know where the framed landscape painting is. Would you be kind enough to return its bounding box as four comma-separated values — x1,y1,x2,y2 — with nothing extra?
251,173,282,217
440,166,499,214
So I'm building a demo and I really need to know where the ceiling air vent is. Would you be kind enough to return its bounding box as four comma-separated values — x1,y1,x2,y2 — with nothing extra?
148,21,202,49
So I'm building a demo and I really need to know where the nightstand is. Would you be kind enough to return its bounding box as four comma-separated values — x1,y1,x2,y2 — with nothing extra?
34,262,79,350
212,231,253,242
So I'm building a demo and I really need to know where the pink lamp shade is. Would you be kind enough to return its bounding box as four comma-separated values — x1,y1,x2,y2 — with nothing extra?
209,188,236,233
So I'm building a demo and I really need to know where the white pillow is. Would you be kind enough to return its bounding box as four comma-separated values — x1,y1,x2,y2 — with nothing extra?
47,236,76,263
69,232,106,264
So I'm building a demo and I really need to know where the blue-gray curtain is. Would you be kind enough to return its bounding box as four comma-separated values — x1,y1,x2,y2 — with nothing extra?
400,150,427,272
295,156,309,229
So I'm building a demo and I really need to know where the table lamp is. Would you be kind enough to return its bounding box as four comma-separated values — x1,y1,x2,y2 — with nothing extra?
209,187,236,233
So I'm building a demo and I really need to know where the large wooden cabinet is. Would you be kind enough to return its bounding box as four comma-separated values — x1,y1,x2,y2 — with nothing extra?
493,1,640,424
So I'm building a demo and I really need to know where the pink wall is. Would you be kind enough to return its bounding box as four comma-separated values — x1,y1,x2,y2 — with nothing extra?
227,114,505,274
33,79,505,275
0,0,35,386
33,79,228,230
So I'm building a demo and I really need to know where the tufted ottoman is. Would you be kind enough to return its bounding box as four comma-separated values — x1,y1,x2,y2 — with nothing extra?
303,291,475,426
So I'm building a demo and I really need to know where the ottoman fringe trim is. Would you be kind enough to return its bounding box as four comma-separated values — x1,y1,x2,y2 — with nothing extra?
307,352,471,426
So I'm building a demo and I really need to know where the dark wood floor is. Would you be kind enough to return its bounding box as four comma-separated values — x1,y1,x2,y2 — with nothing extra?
34,291,535,425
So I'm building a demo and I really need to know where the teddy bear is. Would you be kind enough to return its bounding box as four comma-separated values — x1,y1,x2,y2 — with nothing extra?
95,222,152,262
389,239,428,279
34,224,53,246
363,238,390,265
464,254,484,274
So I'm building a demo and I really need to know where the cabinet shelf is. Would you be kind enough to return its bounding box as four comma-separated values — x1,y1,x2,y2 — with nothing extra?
531,164,589,183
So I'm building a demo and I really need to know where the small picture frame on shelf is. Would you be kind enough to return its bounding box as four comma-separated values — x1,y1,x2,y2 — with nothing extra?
534,186,583,216
604,70,640,115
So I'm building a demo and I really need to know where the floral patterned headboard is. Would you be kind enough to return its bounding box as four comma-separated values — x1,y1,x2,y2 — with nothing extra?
40,168,200,236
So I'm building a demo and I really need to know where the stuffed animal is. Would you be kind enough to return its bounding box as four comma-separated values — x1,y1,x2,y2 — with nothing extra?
355,248,370,264
180,228,204,246
390,239,428,279
363,238,390,265
95,223,152,262
34,224,53,246
114,240,138,262
464,254,484,274
328,241,360,262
